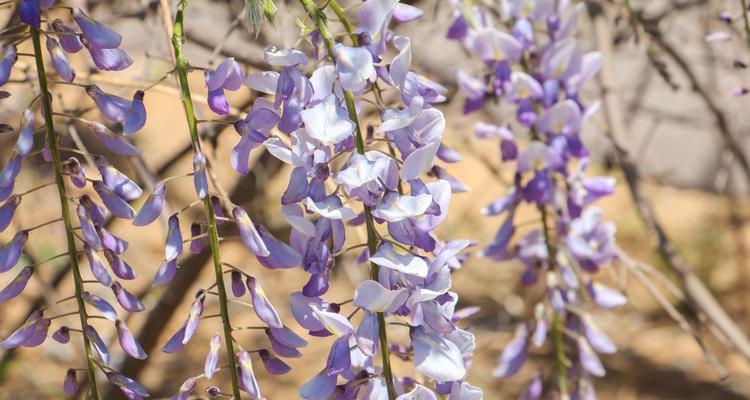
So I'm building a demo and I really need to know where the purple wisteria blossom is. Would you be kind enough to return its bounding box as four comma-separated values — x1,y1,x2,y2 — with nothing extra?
217,0,482,398
448,0,622,397
205,57,245,115
0,4,151,398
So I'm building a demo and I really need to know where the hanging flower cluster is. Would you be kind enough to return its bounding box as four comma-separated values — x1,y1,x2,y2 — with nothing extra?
1,1,150,399
447,0,624,397
217,0,481,398
139,1,314,399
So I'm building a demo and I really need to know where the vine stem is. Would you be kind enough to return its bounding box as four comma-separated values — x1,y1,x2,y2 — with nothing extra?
170,2,241,398
741,0,750,50
30,26,100,400
540,206,568,395
296,1,396,398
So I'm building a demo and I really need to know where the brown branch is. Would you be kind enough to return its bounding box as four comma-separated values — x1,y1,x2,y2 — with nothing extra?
588,1,750,363
618,250,728,378
636,12,750,189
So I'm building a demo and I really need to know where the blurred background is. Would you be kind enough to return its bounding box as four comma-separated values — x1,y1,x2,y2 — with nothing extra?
2,0,750,398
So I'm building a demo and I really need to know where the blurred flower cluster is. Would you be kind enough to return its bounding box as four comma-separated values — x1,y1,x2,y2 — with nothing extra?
448,0,624,398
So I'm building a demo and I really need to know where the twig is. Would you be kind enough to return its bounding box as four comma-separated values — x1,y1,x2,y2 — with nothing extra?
589,2,750,362
618,250,729,378
638,10,750,190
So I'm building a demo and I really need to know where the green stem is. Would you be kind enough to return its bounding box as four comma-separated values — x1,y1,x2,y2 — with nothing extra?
171,2,241,398
540,206,568,395
741,0,750,50
30,26,100,400
296,1,396,398
553,312,568,394
328,0,357,43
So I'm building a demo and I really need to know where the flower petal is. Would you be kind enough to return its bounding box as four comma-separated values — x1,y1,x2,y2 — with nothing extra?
84,325,110,365
233,206,270,256
183,291,205,344
412,328,467,381
111,281,145,312
104,250,136,280
396,384,437,400
97,225,126,254
46,37,75,82
0,157,22,189
171,377,197,400
300,370,337,400
256,225,303,269
333,44,376,92
77,204,103,250
304,196,356,221
0,45,17,86
83,291,117,321
152,259,178,287
193,151,208,199
162,323,187,353
165,214,183,262
369,242,428,277
98,225,128,253
73,8,121,49
238,350,261,398
19,0,41,28
106,372,149,398
51,19,83,53
247,276,284,328
90,122,142,156
0,231,28,273
208,87,229,115
85,245,112,286
588,281,627,309
204,334,221,379
63,369,79,395
268,326,308,348
280,204,316,237
400,140,441,181
300,95,355,145
244,71,279,94
578,337,606,377
0,195,20,234
134,181,166,226
116,319,147,359
123,90,146,135
264,46,308,67
492,324,528,378
325,335,351,375
0,266,33,302
0,311,43,349
86,85,131,122
310,304,354,337
15,109,35,157
88,46,134,71
353,280,408,313
355,311,378,356
93,181,136,219
259,349,292,375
